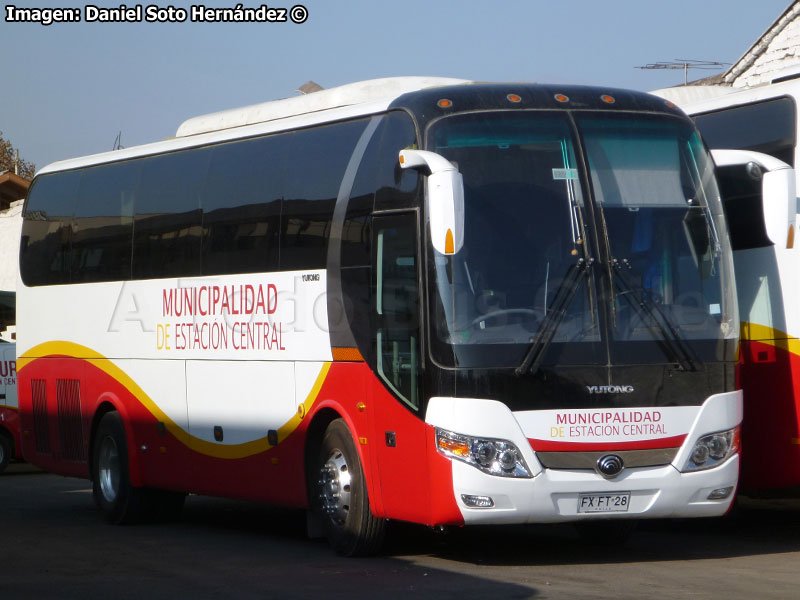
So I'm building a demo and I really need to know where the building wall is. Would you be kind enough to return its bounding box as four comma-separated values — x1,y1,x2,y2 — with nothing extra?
0,200,22,293
730,3,800,88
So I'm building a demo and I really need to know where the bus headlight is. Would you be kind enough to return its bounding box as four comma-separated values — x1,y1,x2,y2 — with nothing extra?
436,428,533,478
682,426,741,472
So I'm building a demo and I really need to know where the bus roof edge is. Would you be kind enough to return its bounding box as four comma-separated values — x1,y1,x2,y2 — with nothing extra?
175,76,472,137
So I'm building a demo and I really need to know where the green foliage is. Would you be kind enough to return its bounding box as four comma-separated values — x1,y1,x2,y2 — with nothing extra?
0,131,36,180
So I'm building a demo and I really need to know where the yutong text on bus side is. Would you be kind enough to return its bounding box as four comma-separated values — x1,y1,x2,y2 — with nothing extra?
17,78,745,554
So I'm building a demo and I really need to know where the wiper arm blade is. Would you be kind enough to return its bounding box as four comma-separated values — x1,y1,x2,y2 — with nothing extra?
516,258,591,377
612,259,696,371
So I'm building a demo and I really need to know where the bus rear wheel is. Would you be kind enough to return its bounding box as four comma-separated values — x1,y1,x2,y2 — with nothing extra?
92,411,153,524
0,433,12,474
313,419,385,556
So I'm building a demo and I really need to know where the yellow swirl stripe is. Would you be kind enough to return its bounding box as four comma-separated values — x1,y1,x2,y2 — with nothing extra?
740,322,800,355
18,341,331,459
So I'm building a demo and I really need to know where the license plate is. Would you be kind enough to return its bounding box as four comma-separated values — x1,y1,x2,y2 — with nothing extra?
577,492,631,513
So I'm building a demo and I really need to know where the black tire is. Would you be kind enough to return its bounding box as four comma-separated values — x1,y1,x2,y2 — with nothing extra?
312,419,385,556
574,519,637,546
0,433,12,474
91,412,155,524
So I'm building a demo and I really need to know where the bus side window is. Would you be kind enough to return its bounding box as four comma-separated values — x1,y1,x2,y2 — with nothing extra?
71,160,140,283
201,136,281,276
693,97,797,167
135,147,209,279
20,170,80,286
281,120,368,271
374,213,421,409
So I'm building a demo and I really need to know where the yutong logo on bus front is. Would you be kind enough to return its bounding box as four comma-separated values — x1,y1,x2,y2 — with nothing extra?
586,385,635,394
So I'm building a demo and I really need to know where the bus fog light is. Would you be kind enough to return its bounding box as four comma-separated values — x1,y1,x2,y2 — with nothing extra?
461,494,495,508
707,486,734,500
436,428,533,478
683,426,740,472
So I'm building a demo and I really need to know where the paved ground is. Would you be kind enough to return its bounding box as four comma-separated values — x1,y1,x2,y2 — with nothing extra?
2,463,800,599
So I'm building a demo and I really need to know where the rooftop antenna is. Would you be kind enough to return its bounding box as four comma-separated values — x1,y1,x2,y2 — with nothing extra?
112,131,124,151
636,59,730,85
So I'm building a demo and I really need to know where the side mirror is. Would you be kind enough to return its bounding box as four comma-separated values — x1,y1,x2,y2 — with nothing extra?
399,149,464,255
712,149,796,248
763,166,796,247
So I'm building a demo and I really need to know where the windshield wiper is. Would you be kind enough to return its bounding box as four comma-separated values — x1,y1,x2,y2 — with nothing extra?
611,258,696,371
516,258,592,377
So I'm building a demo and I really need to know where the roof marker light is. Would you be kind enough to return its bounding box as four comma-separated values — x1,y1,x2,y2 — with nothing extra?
437,98,453,108
507,93,522,103
601,94,616,104
554,93,569,103
665,99,677,109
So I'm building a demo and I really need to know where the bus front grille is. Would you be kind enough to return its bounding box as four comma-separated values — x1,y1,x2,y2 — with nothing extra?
536,448,680,470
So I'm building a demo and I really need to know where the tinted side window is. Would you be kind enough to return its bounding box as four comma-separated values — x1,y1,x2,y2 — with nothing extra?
344,118,385,267
134,147,209,279
694,97,797,166
201,136,282,276
375,112,420,211
20,170,80,286
281,120,368,271
716,164,772,250
71,160,139,283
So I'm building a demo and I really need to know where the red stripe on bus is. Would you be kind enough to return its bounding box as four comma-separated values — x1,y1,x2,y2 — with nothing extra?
528,435,687,452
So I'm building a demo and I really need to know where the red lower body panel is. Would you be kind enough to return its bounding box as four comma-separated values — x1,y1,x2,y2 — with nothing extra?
739,339,800,491
18,355,462,525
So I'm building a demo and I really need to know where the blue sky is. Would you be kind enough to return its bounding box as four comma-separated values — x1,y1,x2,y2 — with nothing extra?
0,0,793,170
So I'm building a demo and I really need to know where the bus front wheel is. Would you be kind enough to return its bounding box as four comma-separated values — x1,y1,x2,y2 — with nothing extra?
313,419,385,556
91,411,152,524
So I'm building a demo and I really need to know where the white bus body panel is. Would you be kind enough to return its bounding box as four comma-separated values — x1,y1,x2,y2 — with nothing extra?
17,272,332,449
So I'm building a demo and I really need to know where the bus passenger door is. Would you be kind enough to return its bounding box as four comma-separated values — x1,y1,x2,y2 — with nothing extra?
369,213,431,522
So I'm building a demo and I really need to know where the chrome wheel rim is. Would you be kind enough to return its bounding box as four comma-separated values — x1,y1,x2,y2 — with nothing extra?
318,448,352,526
98,436,120,503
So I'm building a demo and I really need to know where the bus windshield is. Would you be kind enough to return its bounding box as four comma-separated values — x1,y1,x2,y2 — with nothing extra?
427,111,737,369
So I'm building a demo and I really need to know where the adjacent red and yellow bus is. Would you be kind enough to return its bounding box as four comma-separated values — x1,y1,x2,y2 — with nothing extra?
18,78,743,554
0,342,18,473
655,79,800,495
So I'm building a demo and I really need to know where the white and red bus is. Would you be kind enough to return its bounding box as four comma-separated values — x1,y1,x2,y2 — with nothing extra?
655,78,800,495
0,341,18,473
18,78,743,554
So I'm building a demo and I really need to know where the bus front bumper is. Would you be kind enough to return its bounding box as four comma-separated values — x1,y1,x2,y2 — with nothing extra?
451,454,739,524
